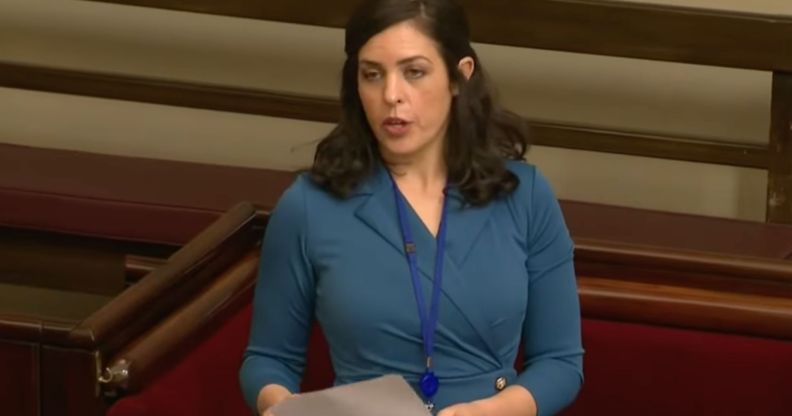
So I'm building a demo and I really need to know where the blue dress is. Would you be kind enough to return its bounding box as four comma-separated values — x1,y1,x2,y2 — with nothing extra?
239,161,584,415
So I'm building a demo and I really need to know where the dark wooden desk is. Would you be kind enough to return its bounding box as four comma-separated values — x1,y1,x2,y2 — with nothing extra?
0,203,264,416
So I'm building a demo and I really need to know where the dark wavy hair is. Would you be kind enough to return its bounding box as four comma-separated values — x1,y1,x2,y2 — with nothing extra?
310,0,530,205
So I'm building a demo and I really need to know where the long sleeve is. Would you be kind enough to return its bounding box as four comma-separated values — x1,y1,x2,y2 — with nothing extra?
514,168,584,416
239,177,316,412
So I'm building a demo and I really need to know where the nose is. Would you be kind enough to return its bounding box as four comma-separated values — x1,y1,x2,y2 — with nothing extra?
383,73,404,105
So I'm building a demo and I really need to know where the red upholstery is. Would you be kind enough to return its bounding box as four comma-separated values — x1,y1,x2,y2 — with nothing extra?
106,304,335,416
562,320,792,416
108,304,792,416
107,304,255,416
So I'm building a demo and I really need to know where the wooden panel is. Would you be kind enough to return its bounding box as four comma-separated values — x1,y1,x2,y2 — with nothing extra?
84,0,792,71
0,62,340,123
578,276,792,340
0,62,767,169
530,121,767,169
562,200,792,260
0,227,126,296
124,254,167,283
574,238,792,298
463,0,792,72
0,143,295,212
0,186,221,247
85,0,356,27
767,72,792,224
0,283,114,322
40,346,105,416
0,341,38,416
575,223,792,339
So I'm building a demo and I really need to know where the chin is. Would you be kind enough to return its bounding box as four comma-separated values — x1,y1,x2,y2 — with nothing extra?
378,142,421,160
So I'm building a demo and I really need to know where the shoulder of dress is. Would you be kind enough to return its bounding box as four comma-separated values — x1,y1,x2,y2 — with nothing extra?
503,160,540,203
505,159,537,183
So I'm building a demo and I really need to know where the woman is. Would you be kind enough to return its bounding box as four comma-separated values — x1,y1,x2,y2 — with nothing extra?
239,0,584,415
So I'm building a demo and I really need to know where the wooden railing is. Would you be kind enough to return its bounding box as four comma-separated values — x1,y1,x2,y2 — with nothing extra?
1,0,790,222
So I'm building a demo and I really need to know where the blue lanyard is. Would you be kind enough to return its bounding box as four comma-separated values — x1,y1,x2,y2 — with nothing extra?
390,175,449,408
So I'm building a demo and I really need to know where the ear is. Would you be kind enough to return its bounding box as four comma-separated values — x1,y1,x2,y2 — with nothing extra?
457,56,475,81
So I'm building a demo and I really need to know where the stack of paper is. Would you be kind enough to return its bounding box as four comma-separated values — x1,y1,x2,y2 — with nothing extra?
271,375,433,416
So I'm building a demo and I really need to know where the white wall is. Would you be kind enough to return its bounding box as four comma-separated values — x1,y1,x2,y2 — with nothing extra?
0,0,779,220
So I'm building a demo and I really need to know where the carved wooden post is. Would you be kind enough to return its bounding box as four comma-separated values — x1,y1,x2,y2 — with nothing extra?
767,72,792,224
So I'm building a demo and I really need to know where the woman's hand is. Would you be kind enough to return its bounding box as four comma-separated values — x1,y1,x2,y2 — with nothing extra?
437,385,537,416
256,384,296,416
436,400,491,416
260,393,298,416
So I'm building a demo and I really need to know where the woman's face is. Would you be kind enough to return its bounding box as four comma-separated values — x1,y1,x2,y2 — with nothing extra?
357,21,454,164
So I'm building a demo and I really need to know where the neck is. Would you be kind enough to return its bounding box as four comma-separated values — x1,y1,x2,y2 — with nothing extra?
382,150,447,194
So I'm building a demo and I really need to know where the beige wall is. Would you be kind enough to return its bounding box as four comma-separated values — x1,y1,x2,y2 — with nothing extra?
0,0,780,220
618,0,791,14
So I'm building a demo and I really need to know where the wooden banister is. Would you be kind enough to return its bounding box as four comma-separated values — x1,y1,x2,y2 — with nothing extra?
62,202,264,351
101,249,258,392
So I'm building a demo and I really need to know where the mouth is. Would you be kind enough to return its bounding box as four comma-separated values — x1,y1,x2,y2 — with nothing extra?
382,117,411,137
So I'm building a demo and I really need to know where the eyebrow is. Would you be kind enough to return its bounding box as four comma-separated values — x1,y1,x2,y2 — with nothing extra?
359,55,432,67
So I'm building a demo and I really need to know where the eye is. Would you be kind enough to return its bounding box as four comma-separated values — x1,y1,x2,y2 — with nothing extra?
404,67,425,79
361,69,382,81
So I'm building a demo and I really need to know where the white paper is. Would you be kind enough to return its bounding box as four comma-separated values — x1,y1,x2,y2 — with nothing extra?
271,375,432,416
